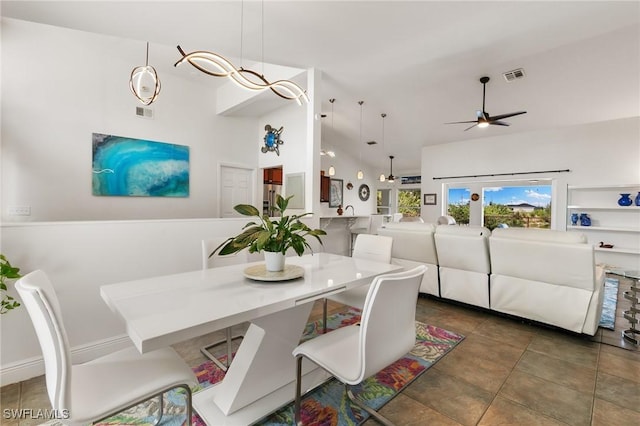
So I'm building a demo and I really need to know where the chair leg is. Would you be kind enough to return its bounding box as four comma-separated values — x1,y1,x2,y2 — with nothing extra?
294,356,303,426
322,298,328,334
151,394,164,426
92,384,193,426
346,385,395,426
181,384,193,426
200,326,243,372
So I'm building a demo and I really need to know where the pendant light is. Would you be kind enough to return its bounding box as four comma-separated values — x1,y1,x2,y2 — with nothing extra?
357,101,364,180
174,0,308,104
130,42,161,105
328,98,336,176
379,113,387,182
387,155,395,183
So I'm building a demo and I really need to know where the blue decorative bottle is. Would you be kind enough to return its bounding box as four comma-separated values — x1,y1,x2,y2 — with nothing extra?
635,192,640,206
579,213,591,226
618,193,633,206
570,213,579,226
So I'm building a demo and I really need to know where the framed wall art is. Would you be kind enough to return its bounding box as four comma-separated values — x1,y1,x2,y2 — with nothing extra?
285,172,305,208
423,193,437,205
92,133,189,197
329,178,343,207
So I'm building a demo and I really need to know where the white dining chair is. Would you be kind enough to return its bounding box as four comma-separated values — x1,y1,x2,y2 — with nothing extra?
322,234,393,333
294,265,427,426
349,215,372,255
15,270,197,426
200,239,250,371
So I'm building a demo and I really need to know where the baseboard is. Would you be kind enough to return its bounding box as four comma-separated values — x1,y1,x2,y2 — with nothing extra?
0,334,131,386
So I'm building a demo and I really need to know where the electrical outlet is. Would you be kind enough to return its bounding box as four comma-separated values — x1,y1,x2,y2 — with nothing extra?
8,206,31,216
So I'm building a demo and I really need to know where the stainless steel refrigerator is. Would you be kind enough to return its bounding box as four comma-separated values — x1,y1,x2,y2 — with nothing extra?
263,184,282,216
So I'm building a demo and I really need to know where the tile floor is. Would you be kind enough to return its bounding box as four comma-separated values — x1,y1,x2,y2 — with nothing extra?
1,275,639,425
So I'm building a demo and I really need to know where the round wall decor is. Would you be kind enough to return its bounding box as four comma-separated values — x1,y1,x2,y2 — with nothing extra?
358,184,370,201
471,193,480,201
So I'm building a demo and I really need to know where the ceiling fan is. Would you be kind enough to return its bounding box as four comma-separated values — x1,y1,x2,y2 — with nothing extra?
446,76,526,131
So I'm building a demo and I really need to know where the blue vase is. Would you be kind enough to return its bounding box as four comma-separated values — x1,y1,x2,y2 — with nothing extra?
635,192,640,206
618,193,633,206
570,213,579,226
579,213,591,226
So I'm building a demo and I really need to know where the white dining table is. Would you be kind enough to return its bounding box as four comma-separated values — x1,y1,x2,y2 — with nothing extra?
100,252,402,425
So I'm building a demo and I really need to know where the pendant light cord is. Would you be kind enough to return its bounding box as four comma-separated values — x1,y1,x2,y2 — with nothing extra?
359,101,364,171
261,0,265,76
240,0,244,68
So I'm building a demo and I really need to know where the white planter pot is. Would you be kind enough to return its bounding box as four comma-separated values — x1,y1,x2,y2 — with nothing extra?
264,251,285,272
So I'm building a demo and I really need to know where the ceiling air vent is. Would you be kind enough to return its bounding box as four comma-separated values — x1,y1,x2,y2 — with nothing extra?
502,68,525,82
366,140,377,145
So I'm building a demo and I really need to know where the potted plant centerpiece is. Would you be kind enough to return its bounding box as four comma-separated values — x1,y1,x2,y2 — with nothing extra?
1,254,22,314
211,195,326,272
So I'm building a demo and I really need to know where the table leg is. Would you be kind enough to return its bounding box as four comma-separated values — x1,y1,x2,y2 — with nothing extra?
193,302,331,425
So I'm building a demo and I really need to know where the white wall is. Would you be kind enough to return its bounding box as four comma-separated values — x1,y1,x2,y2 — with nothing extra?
0,18,258,222
421,116,640,269
421,117,640,222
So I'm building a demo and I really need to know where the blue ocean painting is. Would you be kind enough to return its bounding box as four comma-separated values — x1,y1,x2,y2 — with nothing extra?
92,133,189,197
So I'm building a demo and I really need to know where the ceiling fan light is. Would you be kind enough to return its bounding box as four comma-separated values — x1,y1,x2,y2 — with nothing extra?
386,155,395,183
328,165,336,176
478,121,490,128
357,170,364,180
379,173,386,182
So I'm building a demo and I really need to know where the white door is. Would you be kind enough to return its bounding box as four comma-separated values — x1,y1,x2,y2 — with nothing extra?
220,166,254,218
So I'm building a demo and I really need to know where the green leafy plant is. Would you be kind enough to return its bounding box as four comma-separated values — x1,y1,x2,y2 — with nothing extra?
211,195,326,257
1,254,22,314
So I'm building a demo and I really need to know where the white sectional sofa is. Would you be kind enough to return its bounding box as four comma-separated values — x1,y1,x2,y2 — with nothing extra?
377,222,439,296
489,228,605,335
374,223,605,336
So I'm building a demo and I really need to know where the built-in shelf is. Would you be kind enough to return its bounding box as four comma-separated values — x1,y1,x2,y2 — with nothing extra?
595,247,640,255
567,184,640,269
568,206,640,211
568,184,640,191
568,225,640,233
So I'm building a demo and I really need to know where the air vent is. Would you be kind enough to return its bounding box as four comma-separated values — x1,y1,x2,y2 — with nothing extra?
135,106,154,119
366,140,377,145
503,68,525,82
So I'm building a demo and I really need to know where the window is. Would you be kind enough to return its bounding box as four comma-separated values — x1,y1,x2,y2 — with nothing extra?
483,185,551,230
447,187,470,224
377,189,391,214
398,188,421,217
446,181,552,229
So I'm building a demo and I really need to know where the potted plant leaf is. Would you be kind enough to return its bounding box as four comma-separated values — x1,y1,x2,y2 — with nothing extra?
211,195,326,271
1,254,22,314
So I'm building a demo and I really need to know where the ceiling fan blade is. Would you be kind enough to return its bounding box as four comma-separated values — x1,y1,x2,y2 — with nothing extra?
489,111,527,121
464,123,478,131
445,120,478,124
489,121,510,127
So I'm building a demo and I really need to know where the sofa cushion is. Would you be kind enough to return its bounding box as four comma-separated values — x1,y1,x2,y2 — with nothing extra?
378,222,437,264
434,226,491,273
491,227,587,244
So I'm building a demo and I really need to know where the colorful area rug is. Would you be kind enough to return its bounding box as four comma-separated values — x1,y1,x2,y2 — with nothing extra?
598,278,619,330
97,308,464,426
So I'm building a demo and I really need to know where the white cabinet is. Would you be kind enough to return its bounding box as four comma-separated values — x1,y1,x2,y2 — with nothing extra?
567,184,640,269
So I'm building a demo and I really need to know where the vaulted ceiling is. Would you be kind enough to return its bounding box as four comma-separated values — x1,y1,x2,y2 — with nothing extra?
2,1,639,175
